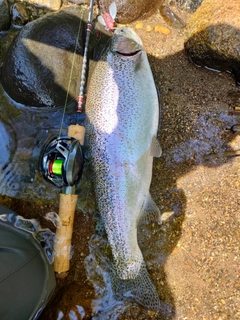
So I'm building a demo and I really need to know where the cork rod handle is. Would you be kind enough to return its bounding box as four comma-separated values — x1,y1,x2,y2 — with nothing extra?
53,193,78,274
53,124,85,276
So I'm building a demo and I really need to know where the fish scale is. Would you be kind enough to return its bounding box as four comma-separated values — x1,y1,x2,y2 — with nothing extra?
86,27,162,310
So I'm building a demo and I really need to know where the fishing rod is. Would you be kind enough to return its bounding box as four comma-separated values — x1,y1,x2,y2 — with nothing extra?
39,0,95,277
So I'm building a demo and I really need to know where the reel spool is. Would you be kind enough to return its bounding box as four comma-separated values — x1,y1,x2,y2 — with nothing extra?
39,136,84,189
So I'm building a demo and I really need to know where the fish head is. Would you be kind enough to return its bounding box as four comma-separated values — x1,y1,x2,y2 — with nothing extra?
110,27,143,58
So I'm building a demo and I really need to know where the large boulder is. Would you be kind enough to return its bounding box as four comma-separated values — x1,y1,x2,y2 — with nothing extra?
0,5,107,108
185,0,240,84
97,0,164,24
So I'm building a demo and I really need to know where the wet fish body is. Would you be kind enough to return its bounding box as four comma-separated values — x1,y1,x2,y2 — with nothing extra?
86,28,161,282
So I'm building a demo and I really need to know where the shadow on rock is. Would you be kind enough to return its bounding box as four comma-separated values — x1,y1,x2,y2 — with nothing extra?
0,6,109,108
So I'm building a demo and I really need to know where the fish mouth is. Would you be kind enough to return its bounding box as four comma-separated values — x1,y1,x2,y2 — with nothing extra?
116,49,141,57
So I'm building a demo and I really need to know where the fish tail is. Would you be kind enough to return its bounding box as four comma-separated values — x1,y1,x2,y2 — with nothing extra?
111,262,161,311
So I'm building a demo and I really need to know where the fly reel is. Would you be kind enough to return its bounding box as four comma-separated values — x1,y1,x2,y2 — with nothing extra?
39,136,84,189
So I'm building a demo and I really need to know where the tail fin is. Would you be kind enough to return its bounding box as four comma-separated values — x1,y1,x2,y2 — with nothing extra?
85,234,161,317
111,261,161,311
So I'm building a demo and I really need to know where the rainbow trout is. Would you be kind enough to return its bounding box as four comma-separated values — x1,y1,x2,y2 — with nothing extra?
86,27,162,309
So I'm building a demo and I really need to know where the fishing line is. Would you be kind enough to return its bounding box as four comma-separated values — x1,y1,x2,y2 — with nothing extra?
58,6,84,138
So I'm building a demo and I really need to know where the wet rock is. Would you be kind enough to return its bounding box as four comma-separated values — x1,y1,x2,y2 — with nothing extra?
23,3,53,21
10,2,30,28
26,0,62,11
97,0,164,24
185,0,240,84
0,0,11,31
178,0,203,12
0,6,107,108
0,6,85,108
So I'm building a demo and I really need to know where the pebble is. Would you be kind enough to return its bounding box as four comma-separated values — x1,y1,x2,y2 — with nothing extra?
154,25,171,34
146,25,152,32
135,22,143,29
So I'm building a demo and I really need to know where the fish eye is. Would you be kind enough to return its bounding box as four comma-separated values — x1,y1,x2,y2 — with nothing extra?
120,29,124,33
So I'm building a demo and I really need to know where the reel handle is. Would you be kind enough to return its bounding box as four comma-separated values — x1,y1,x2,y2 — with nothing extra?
53,125,85,276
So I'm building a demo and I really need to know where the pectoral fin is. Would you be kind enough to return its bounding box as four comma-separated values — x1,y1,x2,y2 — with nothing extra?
150,136,162,158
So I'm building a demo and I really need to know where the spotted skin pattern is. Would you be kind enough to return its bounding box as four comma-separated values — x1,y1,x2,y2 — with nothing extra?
86,27,161,310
